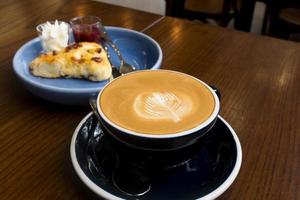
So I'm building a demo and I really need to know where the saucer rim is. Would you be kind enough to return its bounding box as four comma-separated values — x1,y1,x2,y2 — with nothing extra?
70,112,242,200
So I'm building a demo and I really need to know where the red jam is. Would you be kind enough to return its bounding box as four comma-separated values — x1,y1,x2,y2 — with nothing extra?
72,25,101,43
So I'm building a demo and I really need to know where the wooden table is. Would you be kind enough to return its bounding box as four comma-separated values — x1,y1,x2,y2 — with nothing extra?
1,0,299,199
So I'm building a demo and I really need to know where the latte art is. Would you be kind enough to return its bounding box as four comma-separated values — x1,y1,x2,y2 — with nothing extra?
134,92,192,122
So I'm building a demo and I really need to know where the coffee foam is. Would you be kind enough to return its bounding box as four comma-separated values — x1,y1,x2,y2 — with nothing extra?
133,92,192,123
99,70,216,135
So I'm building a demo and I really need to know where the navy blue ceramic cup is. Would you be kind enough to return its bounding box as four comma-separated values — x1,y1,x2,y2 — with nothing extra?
97,70,220,151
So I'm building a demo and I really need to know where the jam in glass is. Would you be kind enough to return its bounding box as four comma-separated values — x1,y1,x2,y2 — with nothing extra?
70,16,102,43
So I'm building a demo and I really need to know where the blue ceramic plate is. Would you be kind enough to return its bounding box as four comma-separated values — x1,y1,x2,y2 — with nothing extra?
13,27,162,105
70,113,242,200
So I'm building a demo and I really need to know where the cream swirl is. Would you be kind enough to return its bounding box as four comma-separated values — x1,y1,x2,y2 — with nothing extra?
38,20,69,52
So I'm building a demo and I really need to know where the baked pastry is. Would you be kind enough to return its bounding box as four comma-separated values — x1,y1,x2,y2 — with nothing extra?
30,42,112,81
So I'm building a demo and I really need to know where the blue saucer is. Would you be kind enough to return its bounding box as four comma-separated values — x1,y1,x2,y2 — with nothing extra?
13,27,162,105
70,113,242,200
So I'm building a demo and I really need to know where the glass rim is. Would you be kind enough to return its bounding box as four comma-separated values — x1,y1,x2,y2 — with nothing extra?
69,16,102,26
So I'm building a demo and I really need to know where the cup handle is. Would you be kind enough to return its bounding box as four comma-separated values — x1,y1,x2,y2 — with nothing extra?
209,85,221,101
89,96,102,121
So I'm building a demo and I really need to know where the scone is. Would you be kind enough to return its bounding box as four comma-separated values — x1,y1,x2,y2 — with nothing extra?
30,42,112,81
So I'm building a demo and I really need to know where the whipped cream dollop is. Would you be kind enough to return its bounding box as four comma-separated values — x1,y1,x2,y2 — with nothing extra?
38,20,69,52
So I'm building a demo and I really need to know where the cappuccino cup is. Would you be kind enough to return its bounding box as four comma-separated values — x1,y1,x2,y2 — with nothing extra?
96,70,220,151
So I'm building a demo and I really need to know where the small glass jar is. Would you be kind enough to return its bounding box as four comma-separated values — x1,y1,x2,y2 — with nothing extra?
70,16,102,43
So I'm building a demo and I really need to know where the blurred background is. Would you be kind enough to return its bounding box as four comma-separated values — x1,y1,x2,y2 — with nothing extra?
96,0,300,42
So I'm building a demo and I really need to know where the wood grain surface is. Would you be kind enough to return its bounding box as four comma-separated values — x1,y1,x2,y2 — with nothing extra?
0,0,161,199
1,0,300,199
144,17,300,200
